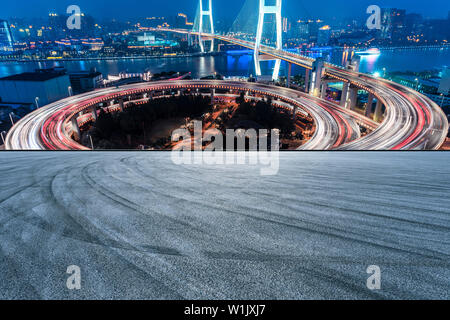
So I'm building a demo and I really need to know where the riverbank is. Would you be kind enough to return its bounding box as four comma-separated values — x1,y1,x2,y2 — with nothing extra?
0,52,224,63
1,46,449,81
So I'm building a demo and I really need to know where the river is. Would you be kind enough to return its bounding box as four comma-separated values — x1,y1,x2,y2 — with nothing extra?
0,47,449,79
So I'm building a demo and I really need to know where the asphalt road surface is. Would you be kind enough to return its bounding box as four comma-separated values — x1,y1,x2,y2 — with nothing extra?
0,152,449,299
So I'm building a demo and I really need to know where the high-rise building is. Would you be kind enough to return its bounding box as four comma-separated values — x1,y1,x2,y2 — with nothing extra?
439,67,450,95
405,13,423,32
292,20,325,42
48,12,63,29
380,8,406,42
282,17,290,34
422,18,450,43
293,20,309,41
47,12,65,39
0,20,14,54
317,25,331,46
308,20,323,42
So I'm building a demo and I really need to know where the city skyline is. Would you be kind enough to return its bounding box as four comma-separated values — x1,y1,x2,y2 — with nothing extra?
1,0,449,20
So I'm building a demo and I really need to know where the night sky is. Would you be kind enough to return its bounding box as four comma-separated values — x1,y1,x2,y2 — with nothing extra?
1,0,449,20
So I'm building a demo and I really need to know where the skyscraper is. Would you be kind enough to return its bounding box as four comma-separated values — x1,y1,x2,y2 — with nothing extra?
293,20,309,41
317,25,331,46
0,20,14,54
439,67,450,96
380,8,406,42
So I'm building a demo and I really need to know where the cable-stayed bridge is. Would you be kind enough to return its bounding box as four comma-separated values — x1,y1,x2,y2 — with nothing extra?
4,0,449,150
155,0,449,150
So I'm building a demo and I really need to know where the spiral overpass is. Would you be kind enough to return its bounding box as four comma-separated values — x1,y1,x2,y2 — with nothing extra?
4,32,449,150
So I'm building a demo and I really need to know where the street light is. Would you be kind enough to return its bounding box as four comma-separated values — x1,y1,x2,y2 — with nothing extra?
0,131,6,145
9,113,15,126
68,86,73,96
35,97,40,109
440,93,445,107
87,134,94,150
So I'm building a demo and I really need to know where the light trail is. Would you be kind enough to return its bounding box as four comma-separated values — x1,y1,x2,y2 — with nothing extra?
153,28,448,150
5,30,448,150
5,80,362,150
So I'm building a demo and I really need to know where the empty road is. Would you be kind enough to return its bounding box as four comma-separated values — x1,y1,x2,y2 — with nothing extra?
0,152,449,299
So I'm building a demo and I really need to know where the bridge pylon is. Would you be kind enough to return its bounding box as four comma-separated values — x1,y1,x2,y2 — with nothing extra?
254,0,283,81
197,0,214,53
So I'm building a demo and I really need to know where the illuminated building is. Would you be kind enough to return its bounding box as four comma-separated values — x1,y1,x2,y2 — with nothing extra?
317,25,331,46
380,8,406,41
0,20,14,54
127,33,178,49
439,67,450,96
